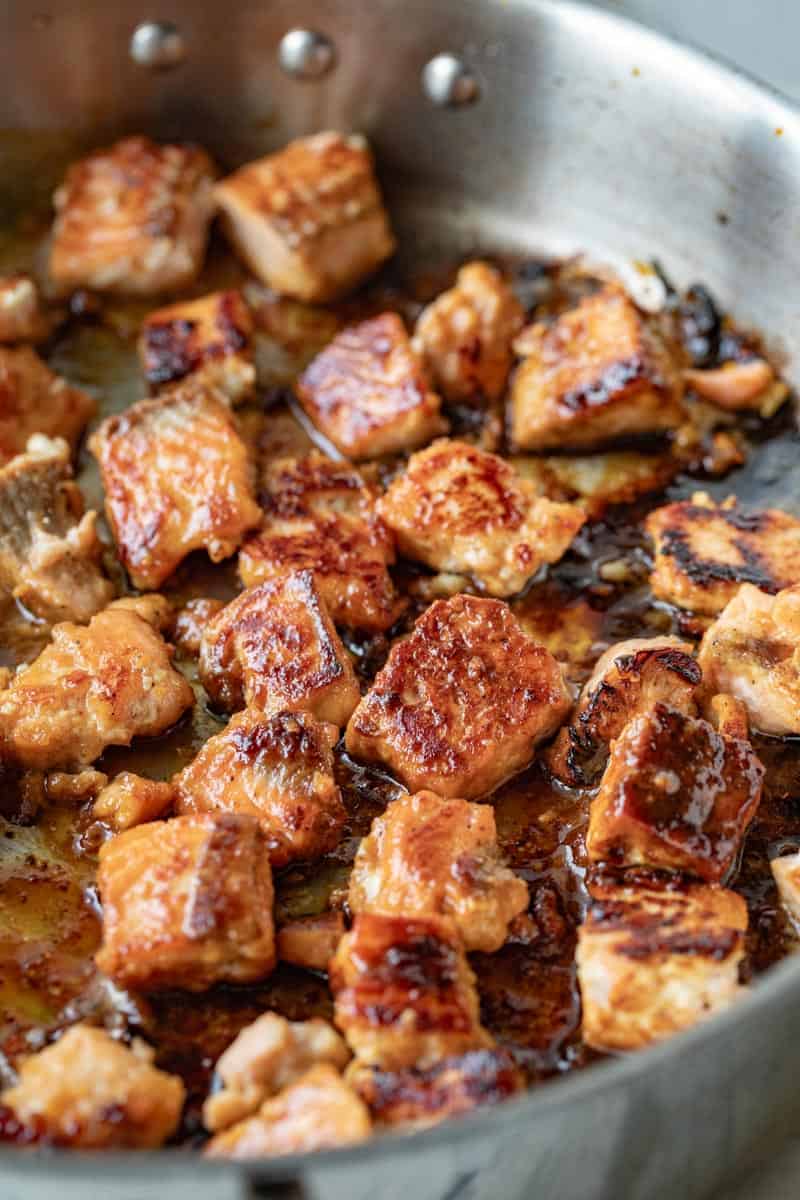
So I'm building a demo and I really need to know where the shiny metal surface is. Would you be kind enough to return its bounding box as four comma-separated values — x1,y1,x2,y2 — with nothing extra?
129,21,186,70
420,54,481,108
1,2,800,1198
278,29,337,81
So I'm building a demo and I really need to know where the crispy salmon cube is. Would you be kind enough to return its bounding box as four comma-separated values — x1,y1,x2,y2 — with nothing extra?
50,136,215,296
0,1025,185,1149
239,453,402,633
546,636,700,784
0,435,113,624
645,492,800,616
413,262,524,404
198,571,359,725
698,583,800,736
0,274,50,343
348,1047,523,1128
330,913,493,1070
203,1012,350,1133
345,595,571,798
92,771,175,831
95,812,276,991
215,131,395,302
277,912,346,972
247,512,377,619
205,1064,370,1158
90,383,261,590
0,605,193,770
771,850,800,929
587,704,763,881
296,312,445,459
575,636,700,744
174,708,345,867
577,881,747,1052
510,284,684,450
0,346,95,465
349,791,528,952
139,289,255,403
377,439,585,597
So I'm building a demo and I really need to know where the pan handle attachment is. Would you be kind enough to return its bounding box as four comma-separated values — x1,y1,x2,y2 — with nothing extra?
129,20,185,69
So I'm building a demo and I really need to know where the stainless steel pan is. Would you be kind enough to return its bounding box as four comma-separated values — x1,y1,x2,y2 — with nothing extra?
2,2,800,1197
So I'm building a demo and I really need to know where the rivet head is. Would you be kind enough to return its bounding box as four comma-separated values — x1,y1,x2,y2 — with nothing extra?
130,21,185,69
421,53,480,107
278,29,336,80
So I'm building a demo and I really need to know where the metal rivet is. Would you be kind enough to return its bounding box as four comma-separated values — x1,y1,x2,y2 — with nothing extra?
278,29,336,80
130,21,185,70
421,53,480,107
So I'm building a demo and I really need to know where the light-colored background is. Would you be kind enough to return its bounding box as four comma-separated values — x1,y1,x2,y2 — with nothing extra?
594,3,799,1196
592,0,800,102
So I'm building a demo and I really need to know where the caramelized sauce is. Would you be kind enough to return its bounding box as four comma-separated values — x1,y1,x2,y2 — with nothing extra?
1,213,799,1142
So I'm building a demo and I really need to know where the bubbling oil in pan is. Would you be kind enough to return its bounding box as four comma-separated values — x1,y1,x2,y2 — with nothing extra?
1,214,799,1142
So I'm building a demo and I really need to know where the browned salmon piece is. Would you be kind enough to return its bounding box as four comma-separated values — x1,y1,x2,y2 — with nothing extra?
215,132,395,302
50,136,215,295
577,881,746,1052
95,812,276,991
90,382,261,590
346,594,571,799
296,312,445,459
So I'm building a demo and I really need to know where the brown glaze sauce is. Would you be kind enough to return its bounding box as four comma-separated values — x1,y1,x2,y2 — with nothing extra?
1,208,799,1144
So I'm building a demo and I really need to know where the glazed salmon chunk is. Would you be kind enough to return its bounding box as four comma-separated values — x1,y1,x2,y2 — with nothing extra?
198,571,359,724
0,604,193,769
205,1065,371,1159
0,346,95,465
90,383,261,590
174,708,345,867
92,771,175,832
546,636,700,784
698,583,800,735
348,1048,523,1129
0,435,113,624
95,813,276,991
577,882,747,1052
0,274,49,343
139,289,256,403
296,312,445,459
510,284,684,450
49,136,215,295
378,439,585,597
587,704,763,881
239,452,402,633
330,914,493,1071
349,791,528,952
203,1012,349,1133
0,1025,185,1149
215,131,395,302
412,261,524,404
645,492,800,616
771,851,800,930
345,595,571,798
